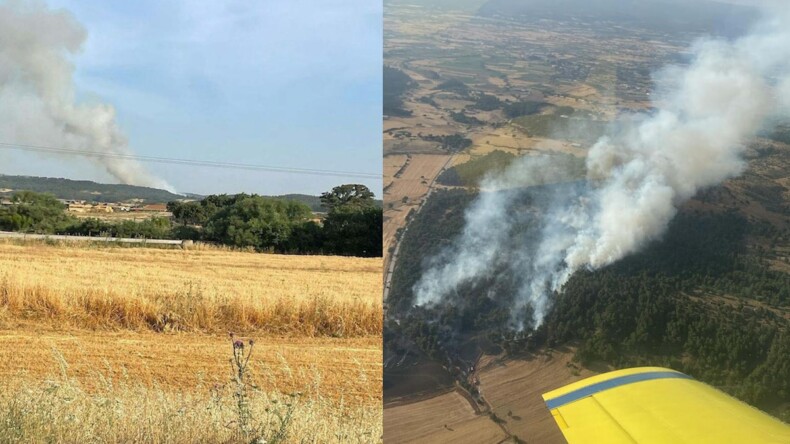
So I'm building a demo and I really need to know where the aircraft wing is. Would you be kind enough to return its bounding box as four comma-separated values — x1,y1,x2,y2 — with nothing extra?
542,366,790,443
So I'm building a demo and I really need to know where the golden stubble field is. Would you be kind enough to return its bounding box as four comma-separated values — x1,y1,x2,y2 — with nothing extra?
384,390,506,444
0,241,383,443
383,350,597,444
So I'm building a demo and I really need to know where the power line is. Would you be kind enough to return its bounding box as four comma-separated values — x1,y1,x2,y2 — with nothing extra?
0,142,381,180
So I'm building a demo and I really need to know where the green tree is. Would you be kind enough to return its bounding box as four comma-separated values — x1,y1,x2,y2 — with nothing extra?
204,195,312,251
320,184,376,212
167,201,205,226
286,221,325,254
319,184,381,257
322,204,382,258
0,191,74,233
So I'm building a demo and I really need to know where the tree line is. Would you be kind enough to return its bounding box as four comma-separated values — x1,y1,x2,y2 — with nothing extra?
0,185,382,257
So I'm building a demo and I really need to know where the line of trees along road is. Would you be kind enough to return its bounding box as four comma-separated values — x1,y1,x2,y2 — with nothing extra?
0,185,382,257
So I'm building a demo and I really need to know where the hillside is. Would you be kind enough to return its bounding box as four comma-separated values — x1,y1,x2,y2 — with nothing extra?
0,175,375,211
275,193,325,212
277,193,382,212
0,175,188,203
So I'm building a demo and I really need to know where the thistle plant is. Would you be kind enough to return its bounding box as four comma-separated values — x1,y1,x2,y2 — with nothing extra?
229,332,254,438
228,332,299,444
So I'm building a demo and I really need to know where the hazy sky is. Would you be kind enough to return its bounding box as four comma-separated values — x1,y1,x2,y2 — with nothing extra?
718,0,773,5
2,0,382,196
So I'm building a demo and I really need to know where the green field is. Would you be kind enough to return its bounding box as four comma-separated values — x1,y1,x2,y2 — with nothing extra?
513,107,606,143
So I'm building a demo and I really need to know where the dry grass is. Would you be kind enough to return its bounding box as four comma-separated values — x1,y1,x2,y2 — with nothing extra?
0,355,381,444
0,241,381,336
0,241,383,443
0,331,381,407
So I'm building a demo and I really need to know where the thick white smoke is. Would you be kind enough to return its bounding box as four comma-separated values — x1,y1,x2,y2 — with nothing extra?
414,7,790,328
0,1,174,191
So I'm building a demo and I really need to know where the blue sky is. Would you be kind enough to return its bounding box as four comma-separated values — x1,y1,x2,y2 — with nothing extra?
18,0,382,196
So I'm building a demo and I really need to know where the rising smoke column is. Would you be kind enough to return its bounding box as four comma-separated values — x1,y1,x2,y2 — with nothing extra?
0,1,173,191
414,7,790,329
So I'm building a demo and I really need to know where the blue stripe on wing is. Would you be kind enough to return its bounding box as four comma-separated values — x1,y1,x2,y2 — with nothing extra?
545,371,694,410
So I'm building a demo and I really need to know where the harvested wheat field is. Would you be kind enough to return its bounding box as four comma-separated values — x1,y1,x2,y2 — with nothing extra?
478,351,598,444
383,154,452,255
0,240,381,335
383,350,597,444
383,154,452,207
0,240,383,443
384,390,506,444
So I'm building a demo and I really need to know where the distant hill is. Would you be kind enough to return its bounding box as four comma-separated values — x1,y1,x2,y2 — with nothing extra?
0,175,380,211
277,193,382,212
276,194,325,212
478,0,759,36
0,175,190,203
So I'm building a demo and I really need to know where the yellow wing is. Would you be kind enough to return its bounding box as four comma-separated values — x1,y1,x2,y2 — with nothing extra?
542,367,790,444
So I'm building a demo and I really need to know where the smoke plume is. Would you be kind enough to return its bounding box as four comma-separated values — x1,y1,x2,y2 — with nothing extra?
0,1,174,191
414,6,790,329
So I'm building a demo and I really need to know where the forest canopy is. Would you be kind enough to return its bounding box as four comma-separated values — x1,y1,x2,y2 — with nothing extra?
386,187,790,420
